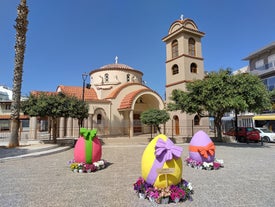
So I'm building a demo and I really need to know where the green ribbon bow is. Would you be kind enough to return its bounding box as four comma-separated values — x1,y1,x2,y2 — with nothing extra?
80,128,97,163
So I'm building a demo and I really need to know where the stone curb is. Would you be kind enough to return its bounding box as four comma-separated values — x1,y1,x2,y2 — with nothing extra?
0,145,72,161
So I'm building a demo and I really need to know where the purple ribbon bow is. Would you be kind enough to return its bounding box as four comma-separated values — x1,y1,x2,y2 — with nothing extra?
146,138,183,185
155,138,182,161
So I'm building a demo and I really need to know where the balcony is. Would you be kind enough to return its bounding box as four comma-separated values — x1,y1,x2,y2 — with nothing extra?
251,61,275,76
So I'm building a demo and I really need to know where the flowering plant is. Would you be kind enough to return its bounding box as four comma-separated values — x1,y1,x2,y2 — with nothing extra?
185,157,224,170
69,162,79,170
83,163,96,172
145,187,159,199
134,178,193,204
178,179,193,200
68,159,107,173
170,185,185,201
133,177,149,194
159,186,171,199
94,160,106,170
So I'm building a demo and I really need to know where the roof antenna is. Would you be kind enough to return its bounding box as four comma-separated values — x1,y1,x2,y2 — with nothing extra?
115,56,118,64
180,14,184,20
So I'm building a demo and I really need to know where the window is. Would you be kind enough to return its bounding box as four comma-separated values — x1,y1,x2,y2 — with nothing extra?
194,115,200,125
136,97,144,104
172,64,179,75
97,114,102,124
255,59,264,70
126,74,130,82
188,38,196,56
104,73,109,82
5,104,11,110
172,40,178,58
190,63,197,73
268,54,275,69
263,76,275,91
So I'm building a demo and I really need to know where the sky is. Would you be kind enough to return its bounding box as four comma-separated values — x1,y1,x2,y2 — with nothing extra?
1,0,275,98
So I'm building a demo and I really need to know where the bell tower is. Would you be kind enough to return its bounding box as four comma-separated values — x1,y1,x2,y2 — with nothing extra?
162,16,208,137
162,16,205,102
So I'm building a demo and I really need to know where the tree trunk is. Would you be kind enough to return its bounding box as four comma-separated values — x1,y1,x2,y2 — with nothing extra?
9,0,29,148
52,118,57,144
214,116,223,141
234,109,239,141
156,125,161,134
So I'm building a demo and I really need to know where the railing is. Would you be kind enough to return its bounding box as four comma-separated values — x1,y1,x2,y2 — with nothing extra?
255,61,275,71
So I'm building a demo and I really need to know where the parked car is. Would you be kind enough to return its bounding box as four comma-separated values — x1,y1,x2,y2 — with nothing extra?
255,127,275,142
223,127,261,143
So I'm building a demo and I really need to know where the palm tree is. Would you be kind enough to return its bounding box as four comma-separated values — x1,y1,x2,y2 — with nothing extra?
9,0,29,147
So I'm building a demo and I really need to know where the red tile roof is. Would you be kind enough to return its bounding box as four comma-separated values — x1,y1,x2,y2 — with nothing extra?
105,83,149,99
58,85,98,101
118,88,151,110
31,91,58,96
0,114,29,119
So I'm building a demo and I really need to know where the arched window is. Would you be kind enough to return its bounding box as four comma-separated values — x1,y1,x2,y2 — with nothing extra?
97,114,102,124
173,115,180,135
172,40,178,58
194,115,200,126
188,38,196,56
126,74,130,82
172,64,179,75
104,73,109,82
190,63,197,73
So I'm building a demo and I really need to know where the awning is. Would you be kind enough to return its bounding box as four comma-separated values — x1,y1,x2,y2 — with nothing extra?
222,117,234,121
253,115,275,121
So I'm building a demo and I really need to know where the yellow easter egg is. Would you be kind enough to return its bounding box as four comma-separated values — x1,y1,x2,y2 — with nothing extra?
141,134,183,188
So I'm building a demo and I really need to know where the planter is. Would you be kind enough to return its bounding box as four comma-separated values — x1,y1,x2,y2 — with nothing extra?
138,193,146,199
78,169,83,173
174,197,180,203
161,197,169,204
149,197,155,203
73,169,78,173
86,169,92,173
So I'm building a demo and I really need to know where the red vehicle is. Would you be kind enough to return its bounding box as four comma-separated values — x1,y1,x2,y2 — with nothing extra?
223,127,261,143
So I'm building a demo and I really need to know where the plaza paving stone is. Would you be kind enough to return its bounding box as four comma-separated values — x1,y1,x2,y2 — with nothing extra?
0,141,275,207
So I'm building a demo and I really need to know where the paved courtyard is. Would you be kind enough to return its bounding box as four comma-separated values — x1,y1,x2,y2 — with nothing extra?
0,141,275,207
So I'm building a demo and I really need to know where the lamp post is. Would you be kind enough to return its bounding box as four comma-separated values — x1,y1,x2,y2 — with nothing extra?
82,72,88,101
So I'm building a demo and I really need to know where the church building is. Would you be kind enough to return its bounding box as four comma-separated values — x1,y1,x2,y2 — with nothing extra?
8,16,209,139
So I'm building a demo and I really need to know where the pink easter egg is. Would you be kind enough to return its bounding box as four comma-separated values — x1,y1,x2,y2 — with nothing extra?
74,136,102,163
189,130,215,163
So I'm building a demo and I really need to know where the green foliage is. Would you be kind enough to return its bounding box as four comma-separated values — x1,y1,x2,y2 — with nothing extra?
140,109,170,133
268,89,275,110
21,92,89,119
67,96,89,120
21,92,89,141
231,73,271,113
168,68,272,139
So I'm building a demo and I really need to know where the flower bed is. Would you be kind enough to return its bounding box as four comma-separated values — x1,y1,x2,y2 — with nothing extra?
68,159,107,173
185,157,224,170
133,177,193,204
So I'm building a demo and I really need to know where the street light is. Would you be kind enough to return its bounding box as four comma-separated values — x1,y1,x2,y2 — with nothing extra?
82,72,88,101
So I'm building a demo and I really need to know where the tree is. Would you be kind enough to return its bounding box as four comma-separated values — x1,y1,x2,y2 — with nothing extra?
168,69,271,140
231,73,271,140
268,89,275,110
9,0,29,148
140,109,170,138
67,96,89,134
21,92,89,143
